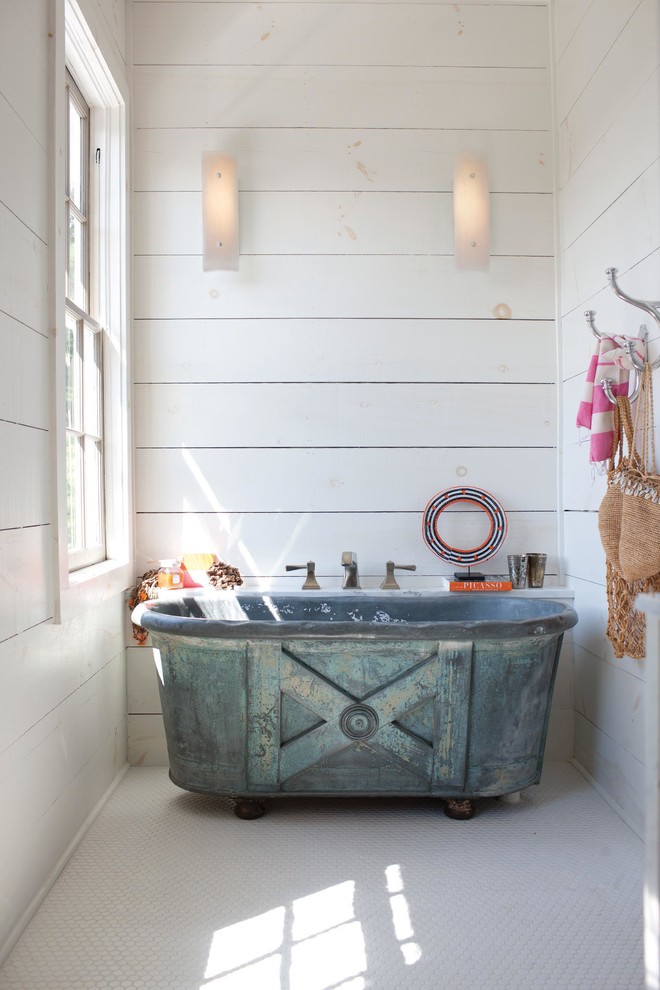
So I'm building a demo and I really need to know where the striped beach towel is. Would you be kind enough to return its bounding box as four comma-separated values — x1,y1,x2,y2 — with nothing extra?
576,334,644,465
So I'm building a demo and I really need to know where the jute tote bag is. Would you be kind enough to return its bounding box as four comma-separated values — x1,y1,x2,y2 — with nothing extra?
598,395,637,574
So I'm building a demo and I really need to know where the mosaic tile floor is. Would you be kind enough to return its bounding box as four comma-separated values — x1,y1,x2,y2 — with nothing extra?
0,763,644,989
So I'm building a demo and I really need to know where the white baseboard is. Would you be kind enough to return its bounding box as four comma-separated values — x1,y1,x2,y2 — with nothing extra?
571,757,644,841
0,762,130,968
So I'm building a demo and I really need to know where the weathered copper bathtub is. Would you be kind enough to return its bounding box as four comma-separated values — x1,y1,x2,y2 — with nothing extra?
132,592,577,820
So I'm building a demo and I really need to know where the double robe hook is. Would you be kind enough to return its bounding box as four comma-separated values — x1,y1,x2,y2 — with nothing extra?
584,267,659,404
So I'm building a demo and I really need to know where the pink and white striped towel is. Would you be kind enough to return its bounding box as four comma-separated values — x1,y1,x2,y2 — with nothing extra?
576,334,645,465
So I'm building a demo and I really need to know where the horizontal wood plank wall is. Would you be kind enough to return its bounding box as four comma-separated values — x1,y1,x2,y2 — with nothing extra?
554,0,660,835
0,0,130,957
132,0,557,588
0,0,52,657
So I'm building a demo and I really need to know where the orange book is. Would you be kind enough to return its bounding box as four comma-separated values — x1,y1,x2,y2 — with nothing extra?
442,579,512,592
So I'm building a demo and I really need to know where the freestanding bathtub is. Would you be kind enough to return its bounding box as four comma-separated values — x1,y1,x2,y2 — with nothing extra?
132,591,577,820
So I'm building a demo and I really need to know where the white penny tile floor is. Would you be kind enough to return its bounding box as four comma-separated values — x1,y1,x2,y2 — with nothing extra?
0,763,644,990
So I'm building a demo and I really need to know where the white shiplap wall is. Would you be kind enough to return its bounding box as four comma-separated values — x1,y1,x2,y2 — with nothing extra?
554,0,660,836
130,3,564,761
132,1,557,588
0,0,129,959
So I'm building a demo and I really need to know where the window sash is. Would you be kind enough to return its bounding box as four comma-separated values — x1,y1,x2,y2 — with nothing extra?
65,70,89,313
65,306,105,570
64,68,106,571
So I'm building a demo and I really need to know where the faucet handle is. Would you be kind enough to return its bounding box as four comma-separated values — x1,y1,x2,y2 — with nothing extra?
380,561,416,590
286,561,320,590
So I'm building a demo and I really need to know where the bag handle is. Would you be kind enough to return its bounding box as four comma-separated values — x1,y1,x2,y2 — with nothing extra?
610,395,637,473
634,362,657,475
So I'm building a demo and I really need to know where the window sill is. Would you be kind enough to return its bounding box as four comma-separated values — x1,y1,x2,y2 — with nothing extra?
58,557,133,624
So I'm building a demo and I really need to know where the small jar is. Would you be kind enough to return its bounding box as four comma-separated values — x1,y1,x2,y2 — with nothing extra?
157,559,183,590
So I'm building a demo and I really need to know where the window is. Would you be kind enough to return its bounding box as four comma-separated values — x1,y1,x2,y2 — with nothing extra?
65,70,105,570
52,0,131,615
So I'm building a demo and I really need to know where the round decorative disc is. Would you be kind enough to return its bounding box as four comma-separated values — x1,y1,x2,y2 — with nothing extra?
340,704,379,741
422,486,508,566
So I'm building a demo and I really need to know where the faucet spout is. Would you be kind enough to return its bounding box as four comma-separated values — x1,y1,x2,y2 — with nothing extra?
341,551,360,589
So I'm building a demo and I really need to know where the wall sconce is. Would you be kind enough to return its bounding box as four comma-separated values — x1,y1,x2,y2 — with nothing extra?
453,155,490,271
202,153,239,271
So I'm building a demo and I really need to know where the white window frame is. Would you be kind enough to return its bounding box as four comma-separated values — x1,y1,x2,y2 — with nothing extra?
51,0,132,621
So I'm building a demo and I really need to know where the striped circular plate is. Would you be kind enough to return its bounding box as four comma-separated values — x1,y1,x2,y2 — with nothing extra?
422,486,508,566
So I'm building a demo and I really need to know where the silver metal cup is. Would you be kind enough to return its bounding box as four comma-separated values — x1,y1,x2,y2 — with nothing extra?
527,553,547,588
507,554,528,589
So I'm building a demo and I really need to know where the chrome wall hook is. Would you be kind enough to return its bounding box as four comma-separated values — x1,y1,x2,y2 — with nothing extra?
600,367,641,405
623,338,645,371
584,273,652,405
607,267,660,354
585,309,605,340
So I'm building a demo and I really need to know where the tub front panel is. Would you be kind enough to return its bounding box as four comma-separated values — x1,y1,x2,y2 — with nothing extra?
245,639,473,795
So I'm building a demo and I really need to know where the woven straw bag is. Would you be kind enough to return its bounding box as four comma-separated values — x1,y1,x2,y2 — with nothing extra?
605,561,660,660
598,395,637,574
618,363,660,582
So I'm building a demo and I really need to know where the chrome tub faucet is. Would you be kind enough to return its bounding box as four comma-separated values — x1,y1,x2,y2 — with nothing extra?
341,551,360,589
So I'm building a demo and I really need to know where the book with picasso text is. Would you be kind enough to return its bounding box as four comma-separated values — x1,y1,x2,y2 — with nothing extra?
440,578,512,592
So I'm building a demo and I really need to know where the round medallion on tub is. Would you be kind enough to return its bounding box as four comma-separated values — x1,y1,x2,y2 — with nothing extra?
340,704,379,740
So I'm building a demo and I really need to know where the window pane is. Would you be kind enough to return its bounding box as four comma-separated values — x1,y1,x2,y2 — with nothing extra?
68,94,84,211
84,438,104,549
83,325,102,438
67,208,86,309
65,313,82,431
66,433,84,551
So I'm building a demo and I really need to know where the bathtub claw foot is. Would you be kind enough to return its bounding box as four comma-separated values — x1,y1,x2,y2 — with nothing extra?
444,798,475,821
234,798,266,820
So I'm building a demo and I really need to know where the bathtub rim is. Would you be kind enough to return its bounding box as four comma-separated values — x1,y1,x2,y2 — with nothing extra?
132,589,578,642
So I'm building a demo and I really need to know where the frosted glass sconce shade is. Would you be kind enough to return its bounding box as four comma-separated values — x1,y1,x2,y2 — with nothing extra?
453,155,490,271
202,153,239,271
